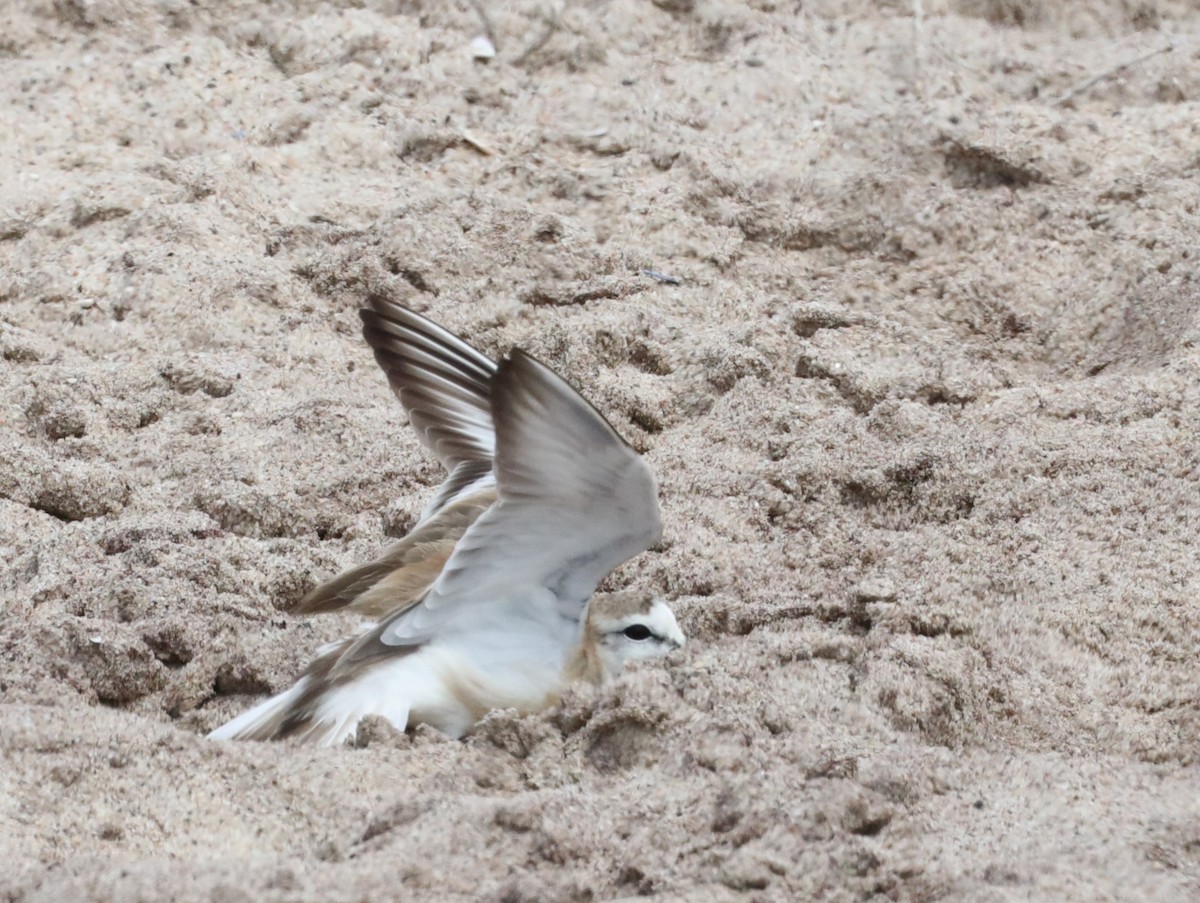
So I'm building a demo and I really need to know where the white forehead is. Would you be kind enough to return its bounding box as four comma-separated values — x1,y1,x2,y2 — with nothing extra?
642,600,680,632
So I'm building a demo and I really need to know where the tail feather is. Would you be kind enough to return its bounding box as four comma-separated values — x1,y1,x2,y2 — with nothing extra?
282,709,361,748
207,679,407,748
207,645,419,748
207,680,311,743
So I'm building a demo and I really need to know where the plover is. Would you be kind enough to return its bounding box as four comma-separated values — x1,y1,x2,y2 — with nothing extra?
209,297,683,746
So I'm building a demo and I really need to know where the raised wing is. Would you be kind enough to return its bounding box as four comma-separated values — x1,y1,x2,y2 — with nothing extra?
380,349,663,645
290,299,499,617
359,295,498,518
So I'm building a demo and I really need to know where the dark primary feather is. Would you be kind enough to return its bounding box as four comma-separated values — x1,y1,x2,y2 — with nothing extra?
359,295,497,475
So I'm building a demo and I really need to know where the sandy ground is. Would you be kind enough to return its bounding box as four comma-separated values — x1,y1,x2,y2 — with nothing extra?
2,0,1199,899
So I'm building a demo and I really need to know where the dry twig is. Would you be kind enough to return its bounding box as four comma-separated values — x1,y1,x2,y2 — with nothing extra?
1054,43,1173,108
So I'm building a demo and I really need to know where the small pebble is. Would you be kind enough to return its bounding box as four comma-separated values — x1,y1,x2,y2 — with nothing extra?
470,35,496,61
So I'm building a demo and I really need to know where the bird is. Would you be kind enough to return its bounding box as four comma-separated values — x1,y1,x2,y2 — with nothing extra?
208,296,684,746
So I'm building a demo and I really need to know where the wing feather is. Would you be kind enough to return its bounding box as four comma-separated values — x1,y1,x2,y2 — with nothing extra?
290,488,496,617
379,350,662,645
295,299,500,618
360,295,499,517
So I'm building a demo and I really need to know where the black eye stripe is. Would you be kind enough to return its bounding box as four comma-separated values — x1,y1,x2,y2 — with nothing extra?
622,624,653,641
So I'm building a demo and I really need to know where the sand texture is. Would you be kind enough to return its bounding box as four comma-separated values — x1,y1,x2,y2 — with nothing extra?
3,0,1200,899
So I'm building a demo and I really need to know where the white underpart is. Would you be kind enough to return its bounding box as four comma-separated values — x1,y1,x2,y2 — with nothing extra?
209,615,578,747
311,642,562,742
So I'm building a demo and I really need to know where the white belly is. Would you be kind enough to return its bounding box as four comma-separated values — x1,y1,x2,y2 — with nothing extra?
311,640,568,741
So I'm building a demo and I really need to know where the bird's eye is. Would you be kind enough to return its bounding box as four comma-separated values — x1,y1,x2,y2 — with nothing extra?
622,624,653,641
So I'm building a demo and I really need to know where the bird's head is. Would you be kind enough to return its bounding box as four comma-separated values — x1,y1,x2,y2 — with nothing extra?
586,590,685,680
